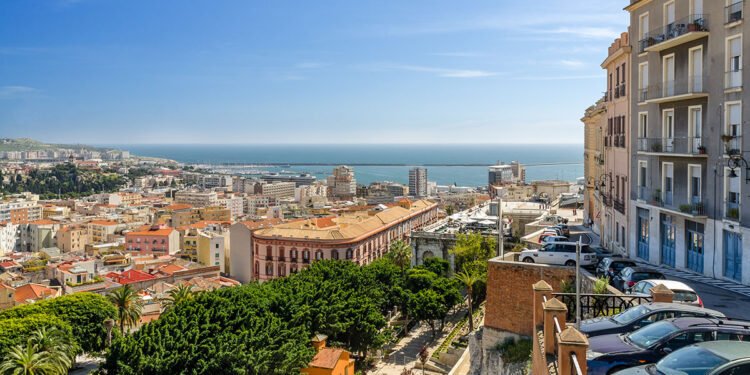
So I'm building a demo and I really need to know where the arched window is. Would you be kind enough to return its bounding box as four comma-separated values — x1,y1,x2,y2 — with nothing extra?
266,263,273,275
266,246,273,258
153,239,158,244
355,249,360,258
291,248,298,259
346,248,353,260
332,250,339,260
278,247,285,258
254,261,259,275
303,250,310,260
291,265,298,273
315,251,323,260
278,264,285,277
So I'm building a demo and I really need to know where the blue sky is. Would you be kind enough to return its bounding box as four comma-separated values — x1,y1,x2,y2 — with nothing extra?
0,0,628,144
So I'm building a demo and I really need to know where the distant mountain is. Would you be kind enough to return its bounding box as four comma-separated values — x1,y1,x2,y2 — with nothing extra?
0,138,120,153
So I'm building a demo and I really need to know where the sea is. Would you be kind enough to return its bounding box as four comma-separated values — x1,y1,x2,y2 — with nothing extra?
107,144,584,188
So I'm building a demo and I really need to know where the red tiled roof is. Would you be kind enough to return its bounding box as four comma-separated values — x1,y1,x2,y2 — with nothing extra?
154,263,187,275
239,218,283,230
127,227,175,237
27,219,58,225
110,269,157,284
0,261,20,268
308,348,344,369
164,203,193,211
14,283,56,303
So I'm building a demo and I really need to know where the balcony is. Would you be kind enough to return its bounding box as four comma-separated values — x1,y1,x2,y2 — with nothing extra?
290,257,297,263
614,199,626,214
726,1,743,24
726,69,743,90
265,256,273,261
277,256,286,262
637,137,706,156
723,135,743,155
638,76,708,103
618,84,626,98
724,201,740,221
638,14,709,53
634,188,706,217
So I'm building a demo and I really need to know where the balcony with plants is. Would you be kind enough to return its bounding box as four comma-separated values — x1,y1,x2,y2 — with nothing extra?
637,75,708,103
636,136,706,156
638,14,709,53
722,134,743,155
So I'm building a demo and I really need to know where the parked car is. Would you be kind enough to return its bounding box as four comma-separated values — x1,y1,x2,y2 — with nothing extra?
540,235,568,244
520,242,598,267
613,267,666,292
543,227,565,236
552,223,570,237
596,257,638,279
628,280,703,307
579,302,725,338
613,341,750,375
586,317,750,375
588,246,614,266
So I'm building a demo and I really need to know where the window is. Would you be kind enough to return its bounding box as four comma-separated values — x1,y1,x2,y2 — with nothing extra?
639,12,649,40
689,46,703,92
689,165,702,203
316,251,323,260
639,63,649,101
332,250,339,260
346,248,353,259
726,102,742,138
266,263,273,276
621,63,626,84
215,253,219,258
215,243,219,249
638,161,648,200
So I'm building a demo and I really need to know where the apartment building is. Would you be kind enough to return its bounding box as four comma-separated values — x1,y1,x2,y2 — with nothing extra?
0,222,19,254
229,218,284,283
196,230,226,273
582,99,607,234
255,181,296,199
252,199,438,283
627,0,749,285
0,200,42,223
174,191,219,207
601,30,633,255
125,225,180,255
57,225,88,252
19,220,62,252
408,168,428,197
326,165,356,201
87,220,119,244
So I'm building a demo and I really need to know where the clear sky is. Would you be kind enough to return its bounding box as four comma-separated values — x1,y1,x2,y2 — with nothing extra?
0,0,628,144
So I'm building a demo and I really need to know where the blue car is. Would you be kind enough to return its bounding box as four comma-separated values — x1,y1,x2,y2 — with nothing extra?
586,317,750,375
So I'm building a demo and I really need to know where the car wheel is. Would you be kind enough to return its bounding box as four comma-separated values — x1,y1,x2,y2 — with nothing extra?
565,260,576,267
523,258,534,263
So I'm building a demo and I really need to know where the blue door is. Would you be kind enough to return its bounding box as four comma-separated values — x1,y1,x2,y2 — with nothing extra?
687,230,704,274
724,231,743,282
661,217,675,267
637,209,650,261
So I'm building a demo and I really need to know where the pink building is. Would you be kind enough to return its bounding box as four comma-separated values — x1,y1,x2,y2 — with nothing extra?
125,225,180,255
601,29,631,254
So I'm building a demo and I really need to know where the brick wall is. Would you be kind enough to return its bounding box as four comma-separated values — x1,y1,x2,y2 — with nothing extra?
485,259,574,336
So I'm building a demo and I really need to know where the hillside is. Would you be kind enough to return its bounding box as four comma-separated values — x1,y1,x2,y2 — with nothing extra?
0,138,119,153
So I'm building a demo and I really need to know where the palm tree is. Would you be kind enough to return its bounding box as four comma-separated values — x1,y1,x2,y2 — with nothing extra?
0,343,58,375
161,283,194,310
28,327,72,372
107,284,143,335
454,267,485,332
388,240,412,275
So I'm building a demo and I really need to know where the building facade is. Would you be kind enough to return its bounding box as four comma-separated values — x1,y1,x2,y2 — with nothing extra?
601,29,633,255
582,99,607,234
125,225,180,255
409,168,428,197
251,199,439,283
326,165,356,201
627,0,749,285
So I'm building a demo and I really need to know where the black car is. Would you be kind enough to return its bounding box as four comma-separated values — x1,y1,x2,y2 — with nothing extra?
587,246,613,267
613,267,666,292
586,317,750,375
596,257,637,280
579,302,725,338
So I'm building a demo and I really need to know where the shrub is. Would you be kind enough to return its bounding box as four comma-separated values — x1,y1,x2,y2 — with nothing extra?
0,314,75,356
593,277,610,295
494,337,533,364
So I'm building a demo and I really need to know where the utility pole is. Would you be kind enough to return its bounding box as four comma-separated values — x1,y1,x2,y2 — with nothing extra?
575,240,581,330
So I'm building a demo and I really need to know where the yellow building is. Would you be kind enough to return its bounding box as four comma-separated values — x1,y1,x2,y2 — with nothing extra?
57,225,88,252
0,284,15,310
582,99,607,232
301,335,355,375
87,220,120,244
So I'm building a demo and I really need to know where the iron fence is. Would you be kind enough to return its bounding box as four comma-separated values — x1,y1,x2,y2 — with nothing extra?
553,293,652,321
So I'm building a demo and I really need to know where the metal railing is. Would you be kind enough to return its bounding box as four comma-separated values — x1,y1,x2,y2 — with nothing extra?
726,1,743,24
614,199,626,214
726,69,743,89
571,353,584,375
619,84,626,97
725,201,740,221
637,137,704,155
553,293,652,321
638,14,708,53
723,135,743,155
602,91,609,102
638,75,706,102
631,188,706,215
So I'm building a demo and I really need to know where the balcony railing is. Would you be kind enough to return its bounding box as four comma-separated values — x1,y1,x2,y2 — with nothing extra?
614,85,621,99
618,84,626,97
726,1,743,24
725,201,740,221
637,137,705,155
614,199,626,214
602,91,609,102
638,14,708,53
723,135,743,155
726,69,743,90
633,188,706,216
638,75,707,102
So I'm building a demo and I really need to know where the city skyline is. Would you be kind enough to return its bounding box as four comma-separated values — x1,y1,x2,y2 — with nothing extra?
1,0,627,144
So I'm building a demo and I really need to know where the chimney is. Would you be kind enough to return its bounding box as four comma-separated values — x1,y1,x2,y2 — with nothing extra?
311,334,328,352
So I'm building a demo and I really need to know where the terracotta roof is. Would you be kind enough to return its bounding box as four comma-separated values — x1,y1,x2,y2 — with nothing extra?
0,261,20,269
90,220,119,226
127,227,175,237
164,203,193,211
14,283,56,303
27,219,59,225
239,218,284,230
154,263,187,275
308,348,344,369
110,269,157,284
189,220,231,229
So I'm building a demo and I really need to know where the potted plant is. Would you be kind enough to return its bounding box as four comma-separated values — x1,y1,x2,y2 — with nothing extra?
697,145,706,154
651,143,662,152
679,204,692,213
729,208,740,220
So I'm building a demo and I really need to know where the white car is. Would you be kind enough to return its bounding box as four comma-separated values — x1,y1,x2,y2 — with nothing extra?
520,242,598,267
540,235,568,244
627,279,703,307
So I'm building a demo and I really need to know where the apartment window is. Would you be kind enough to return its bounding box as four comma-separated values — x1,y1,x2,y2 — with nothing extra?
316,251,323,260
692,0,703,15
689,106,703,153
725,169,741,220
638,161,648,200
215,243,219,249
689,46,703,92
639,63,649,101
621,63,626,84
215,253,219,258
662,163,674,206
726,102,742,138
639,112,648,138
616,67,620,85
639,12,649,40
689,165,702,204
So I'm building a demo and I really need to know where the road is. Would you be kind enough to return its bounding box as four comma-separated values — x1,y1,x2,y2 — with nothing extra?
568,226,750,319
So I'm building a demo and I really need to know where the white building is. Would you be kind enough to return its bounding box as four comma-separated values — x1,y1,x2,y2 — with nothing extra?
174,191,219,207
409,168,428,197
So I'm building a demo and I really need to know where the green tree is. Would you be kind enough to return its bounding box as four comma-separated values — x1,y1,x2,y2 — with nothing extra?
386,240,411,276
421,257,450,278
408,289,446,337
454,267,485,332
0,342,59,375
28,327,73,373
445,205,454,216
449,232,496,270
107,285,143,336
161,283,194,310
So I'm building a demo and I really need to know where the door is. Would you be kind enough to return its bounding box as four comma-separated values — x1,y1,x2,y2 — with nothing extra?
690,166,702,206
661,216,676,267
687,230,704,273
690,108,702,153
663,164,674,206
691,48,702,92
665,55,676,95
724,231,743,282
663,110,675,152
637,209,650,261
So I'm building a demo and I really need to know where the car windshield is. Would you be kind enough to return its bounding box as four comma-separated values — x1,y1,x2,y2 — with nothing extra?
654,346,727,375
612,305,651,324
672,291,698,303
633,272,661,282
626,321,678,348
